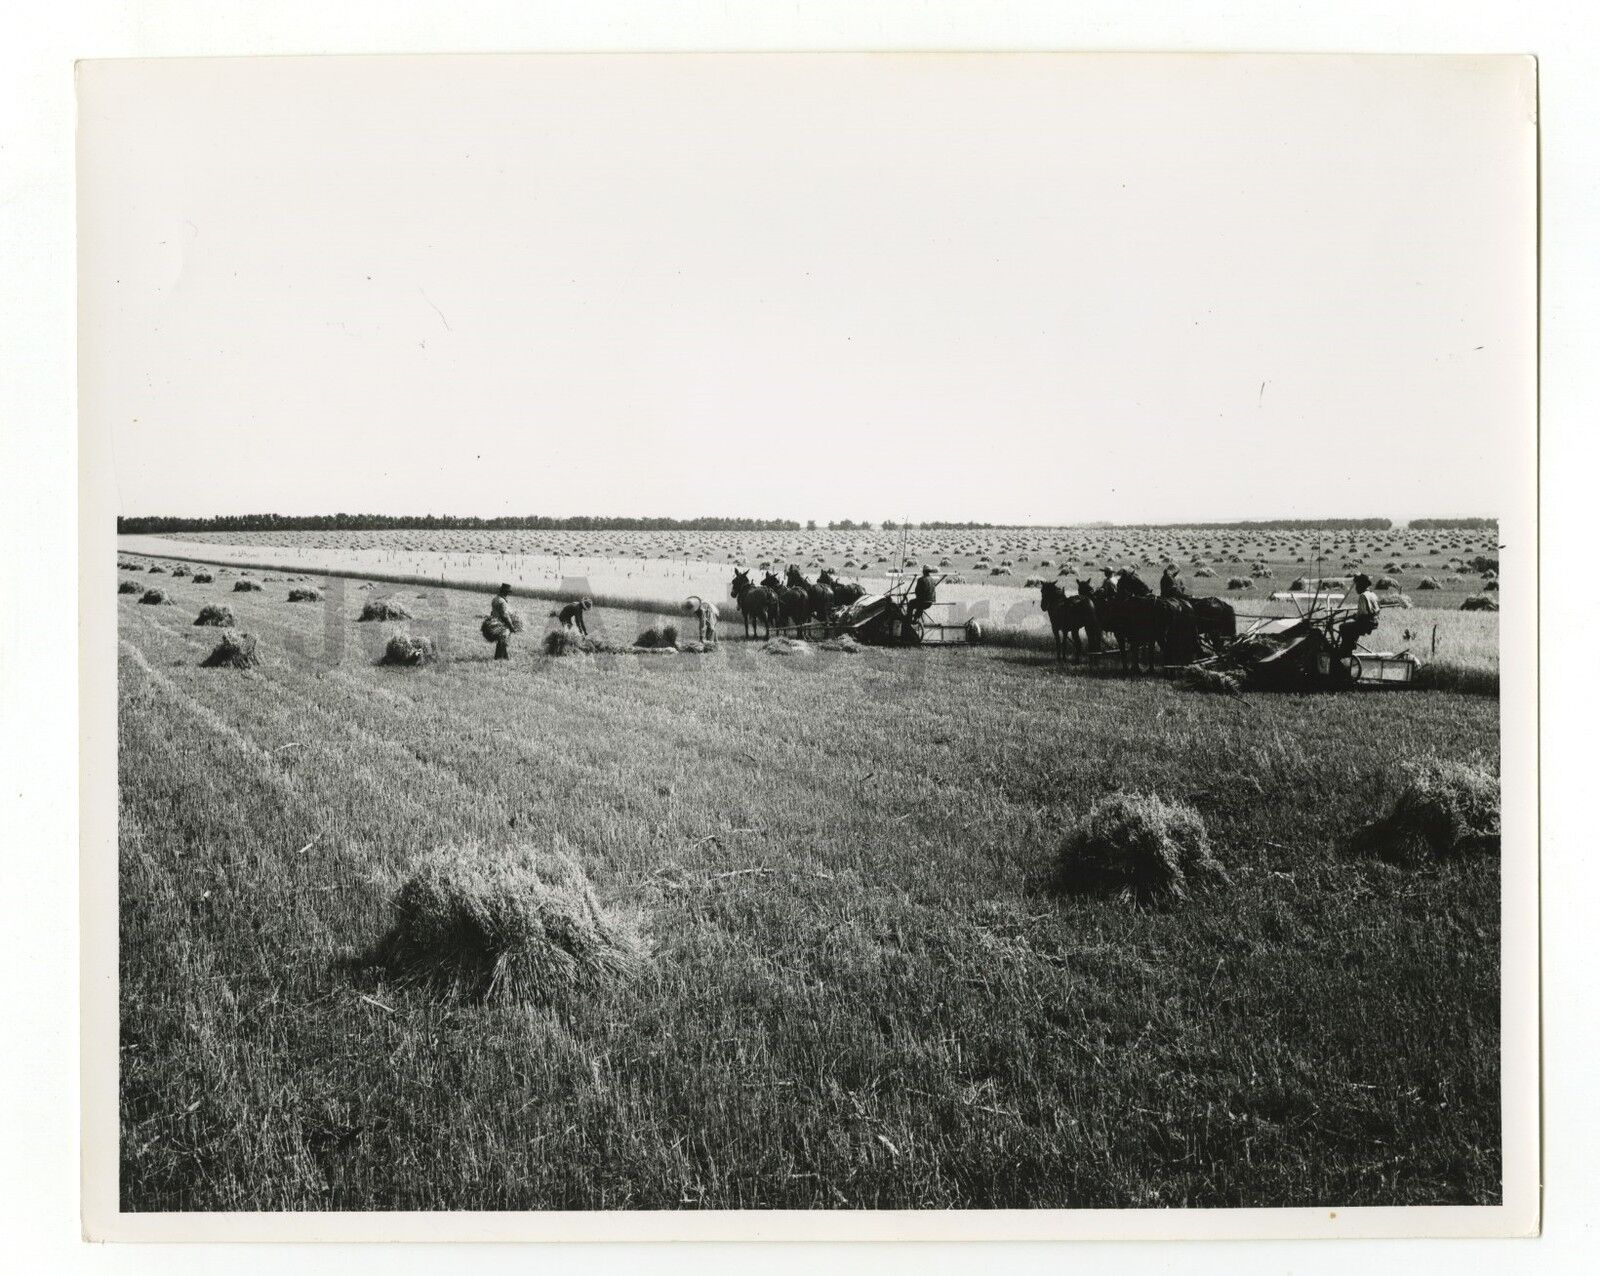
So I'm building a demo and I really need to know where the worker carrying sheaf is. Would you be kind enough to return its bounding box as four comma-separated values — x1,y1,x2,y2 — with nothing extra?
552,597,593,635
682,594,719,644
1338,573,1381,656
487,583,515,661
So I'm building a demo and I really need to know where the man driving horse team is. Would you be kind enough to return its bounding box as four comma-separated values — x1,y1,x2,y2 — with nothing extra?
1338,573,1381,656
900,565,939,642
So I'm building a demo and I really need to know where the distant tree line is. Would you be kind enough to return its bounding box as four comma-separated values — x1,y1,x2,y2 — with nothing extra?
1116,518,1395,532
1407,518,1497,530
116,513,805,534
118,512,1491,536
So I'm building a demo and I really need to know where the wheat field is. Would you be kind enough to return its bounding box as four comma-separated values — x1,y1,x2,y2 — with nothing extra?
117,557,1500,1211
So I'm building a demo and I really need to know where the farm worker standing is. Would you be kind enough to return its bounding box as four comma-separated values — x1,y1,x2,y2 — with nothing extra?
488,583,515,661
683,595,719,644
554,598,592,635
1338,573,1381,656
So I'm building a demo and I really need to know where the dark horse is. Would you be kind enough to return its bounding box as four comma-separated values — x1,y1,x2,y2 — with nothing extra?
761,571,811,627
785,565,836,619
1190,596,1237,646
1096,573,1170,673
1039,579,1100,662
1153,571,1238,663
730,569,778,639
1098,571,1236,670
817,568,865,606
1161,595,1238,663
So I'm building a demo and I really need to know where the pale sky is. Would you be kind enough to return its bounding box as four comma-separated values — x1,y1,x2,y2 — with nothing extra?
80,54,1536,526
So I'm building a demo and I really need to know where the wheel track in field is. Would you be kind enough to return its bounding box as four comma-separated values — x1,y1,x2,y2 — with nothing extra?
119,633,279,770
123,586,1086,869
118,606,511,870
128,621,511,836
119,595,688,862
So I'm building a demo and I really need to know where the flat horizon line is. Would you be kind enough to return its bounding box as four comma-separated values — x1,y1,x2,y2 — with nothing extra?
117,514,1497,531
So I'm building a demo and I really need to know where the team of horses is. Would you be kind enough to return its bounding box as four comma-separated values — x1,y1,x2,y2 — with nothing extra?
1038,573,1236,671
730,563,1234,669
729,565,867,639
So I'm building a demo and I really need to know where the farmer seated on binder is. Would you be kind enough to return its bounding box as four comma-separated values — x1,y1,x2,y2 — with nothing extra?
1338,574,1381,656
900,566,937,640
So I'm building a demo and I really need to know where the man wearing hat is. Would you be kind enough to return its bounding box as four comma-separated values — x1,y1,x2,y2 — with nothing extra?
683,594,719,644
488,583,516,660
903,565,939,640
1117,566,1152,598
1338,573,1380,656
1095,566,1115,601
555,596,593,635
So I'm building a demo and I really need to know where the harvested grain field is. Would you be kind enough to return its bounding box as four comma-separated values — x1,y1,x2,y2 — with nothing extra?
80,51,1539,1240
118,565,1500,1211
117,538,1502,682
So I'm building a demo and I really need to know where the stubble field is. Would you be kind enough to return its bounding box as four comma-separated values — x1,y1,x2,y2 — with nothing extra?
133,523,1504,608
116,550,1501,1211
118,525,1502,683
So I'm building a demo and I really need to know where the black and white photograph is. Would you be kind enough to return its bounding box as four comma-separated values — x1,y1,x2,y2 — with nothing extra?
75,51,1538,1241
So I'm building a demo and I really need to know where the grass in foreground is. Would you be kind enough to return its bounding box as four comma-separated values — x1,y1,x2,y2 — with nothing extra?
117,576,1501,1211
